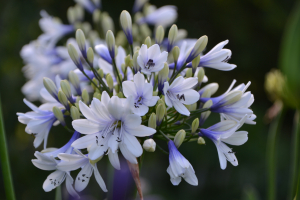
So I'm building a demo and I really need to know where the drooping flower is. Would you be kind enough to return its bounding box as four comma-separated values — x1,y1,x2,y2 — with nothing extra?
71,92,156,166
163,77,200,116
17,99,58,149
138,6,178,27
137,44,168,75
199,116,248,169
32,151,79,198
186,40,236,71
57,151,107,192
122,72,159,116
167,140,198,186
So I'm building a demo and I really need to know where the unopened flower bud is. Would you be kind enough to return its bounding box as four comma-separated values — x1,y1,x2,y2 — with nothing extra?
176,29,188,41
43,77,58,100
87,47,94,66
185,68,192,78
174,130,186,148
144,36,151,48
117,92,124,98
197,137,206,145
120,10,133,44
197,67,205,84
191,118,199,134
58,90,70,110
156,104,165,126
74,4,84,21
199,83,219,98
143,139,156,152
106,74,114,90
82,89,90,104
93,92,102,100
67,7,76,24
155,25,164,45
101,13,114,35
200,100,213,126
167,24,178,52
76,29,86,57
60,80,73,102
106,30,115,58
93,9,101,24
97,68,104,78
140,24,151,39
221,91,242,106
125,55,133,68
70,106,80,120
133,50,140,73
148,113,156,129
82,22,91,34
192,55,200,74
158,63,169,93
189,102,197,111
53,107,65,126
69,71,81,95
186,35,208,63
172,46,180,63
68,43,83,71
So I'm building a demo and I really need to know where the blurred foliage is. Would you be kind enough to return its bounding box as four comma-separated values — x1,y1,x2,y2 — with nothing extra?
0,0,297,199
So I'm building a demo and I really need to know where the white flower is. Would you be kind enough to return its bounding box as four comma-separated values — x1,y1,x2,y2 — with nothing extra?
143,139,156,152
163,77,200,116
138,6,178,27
167,140,198,186
31,151,79,198
71,92,156,166
57,151,107,192
122,72,159,116
137,44,168,75
38,11,74,48
17,99,58,149
199,116,248,169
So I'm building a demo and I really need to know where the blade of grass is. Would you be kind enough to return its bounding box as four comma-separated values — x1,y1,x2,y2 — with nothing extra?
0,97,16,200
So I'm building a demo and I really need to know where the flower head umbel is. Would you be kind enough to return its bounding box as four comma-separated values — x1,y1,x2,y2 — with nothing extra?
163,77,200,116
137,44,168,75
71,92,156,165
122,72,159,116
199,116,248,169
167,140,198,186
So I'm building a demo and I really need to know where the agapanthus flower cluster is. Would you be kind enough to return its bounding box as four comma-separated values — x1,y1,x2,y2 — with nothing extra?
17,0,255,198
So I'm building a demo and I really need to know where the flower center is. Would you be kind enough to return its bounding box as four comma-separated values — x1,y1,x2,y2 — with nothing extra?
145,59,155,69
134,96,143,108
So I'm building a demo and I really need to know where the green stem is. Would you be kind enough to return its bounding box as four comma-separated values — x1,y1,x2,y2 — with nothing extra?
266,107,284,200
81,70,103,93
288,110,300,200
130,44,134,56
156,143,169,154
55,186,62,200
112,59,123,92
159,130,171,140
0,97,16,200
169,64,187,84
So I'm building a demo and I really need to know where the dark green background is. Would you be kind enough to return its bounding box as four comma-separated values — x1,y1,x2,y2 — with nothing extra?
0,0,296,199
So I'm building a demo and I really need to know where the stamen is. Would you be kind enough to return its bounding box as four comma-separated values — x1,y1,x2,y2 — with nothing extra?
145,59,155,69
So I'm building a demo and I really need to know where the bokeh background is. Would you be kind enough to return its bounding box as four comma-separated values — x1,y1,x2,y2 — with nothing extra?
0,0,297,199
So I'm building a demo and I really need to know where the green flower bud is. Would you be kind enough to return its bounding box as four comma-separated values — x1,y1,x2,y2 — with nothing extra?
188,35,208,62
91,78,99,91
74,4,84,21
197,67,205,84
144,36,151,48
97,68,104,78
125,55,133,68
200,100,213,126
82,89,90,104
87,47,94,66
58,90,69,110
140,24,151,39
172,46,180,63
191,118,199,134
93,92,102,100
155,25,165,45
192,55,200,74
117,92,124,98
93,9,101,24
168,24,178,45
120,10,133,44
156,104,165,126
70,106,80,120
117,73,123,85
158,62,169,85
101,12,114,35
143,139,156,152
53,107,65,126
222,91,243,106
116,31,127,46
200,83,219,98
148,113,156,129
69,71,81,94
133,50,140,73
197,137,206,145
76,29,86,55
106,74,114,90
67,7,76,24
60,80,72,100
68,44,83,71
176,29,188,41
174,130,186,148
106,30,115,58
43,77,58,100
189,102,197,111
185,68,192,78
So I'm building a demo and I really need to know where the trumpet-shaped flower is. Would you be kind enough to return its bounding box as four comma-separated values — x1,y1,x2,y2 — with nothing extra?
122,72,159,116
17,99,58,149
138,6,178,27
199,116,248,169
167,140,198,186
71,92,156,165
163,77,200,116
57,151,107,192
137,44,168,75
